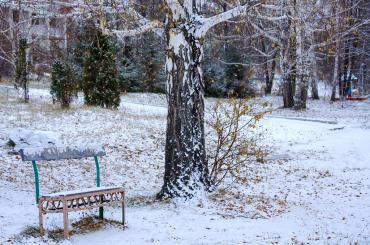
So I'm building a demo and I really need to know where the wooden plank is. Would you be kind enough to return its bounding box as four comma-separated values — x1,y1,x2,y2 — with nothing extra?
19,145,106,161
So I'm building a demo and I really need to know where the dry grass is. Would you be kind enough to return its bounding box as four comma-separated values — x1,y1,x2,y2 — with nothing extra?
13,216,125,242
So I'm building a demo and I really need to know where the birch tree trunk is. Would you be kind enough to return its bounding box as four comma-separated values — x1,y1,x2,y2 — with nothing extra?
331,44,340,101
281,55,295,108
293,1,308,110
7,7,16,57
159,27,210,198
262,37,276,95
331,6,341,102
102,0,256,198
281,6,295,108
157,2,210,198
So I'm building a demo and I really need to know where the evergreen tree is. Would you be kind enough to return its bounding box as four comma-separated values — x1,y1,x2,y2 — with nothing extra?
15,39,30,103
224,45,245,82
119,38,142,92
50,60,78,108
119,33,165,93
82,21,120,109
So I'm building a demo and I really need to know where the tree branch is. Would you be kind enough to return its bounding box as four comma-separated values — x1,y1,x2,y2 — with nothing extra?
108,20,163,39
199,1,261,36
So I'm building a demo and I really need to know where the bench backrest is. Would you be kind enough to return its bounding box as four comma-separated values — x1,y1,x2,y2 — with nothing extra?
19,145,106,161
19,144,106,204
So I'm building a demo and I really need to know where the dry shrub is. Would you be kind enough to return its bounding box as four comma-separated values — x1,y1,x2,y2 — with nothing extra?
206,96,270,187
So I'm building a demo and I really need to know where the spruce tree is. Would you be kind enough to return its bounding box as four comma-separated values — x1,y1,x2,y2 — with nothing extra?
119,39,141,92
119,33,165,93
50,60,78,108
82,21,120,109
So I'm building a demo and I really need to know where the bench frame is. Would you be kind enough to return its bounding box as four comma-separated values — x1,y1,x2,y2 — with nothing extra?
20,146,125,239
38,187,124,238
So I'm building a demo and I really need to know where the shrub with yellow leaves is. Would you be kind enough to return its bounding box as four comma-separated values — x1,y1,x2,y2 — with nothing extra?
206,95,270,188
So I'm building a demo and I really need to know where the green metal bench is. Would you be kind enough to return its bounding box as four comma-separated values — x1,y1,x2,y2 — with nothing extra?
19,145,125,239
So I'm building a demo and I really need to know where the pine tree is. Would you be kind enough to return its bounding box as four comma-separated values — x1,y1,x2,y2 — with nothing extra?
82,21,120,109
50,60,78,108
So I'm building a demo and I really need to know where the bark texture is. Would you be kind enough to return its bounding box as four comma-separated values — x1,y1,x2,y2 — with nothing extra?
309,50,319,100
158,13,209,198
281,45,295,108
261,37,276,95
293,1,308,110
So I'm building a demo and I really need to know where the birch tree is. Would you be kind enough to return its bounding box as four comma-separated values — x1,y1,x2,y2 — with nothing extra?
246,0,295,107
95,0,261,197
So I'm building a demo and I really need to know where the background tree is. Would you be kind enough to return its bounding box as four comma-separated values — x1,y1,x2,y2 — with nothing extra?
81,20,120,109
119,33,165,93
50,60,78,109
14,38,29,103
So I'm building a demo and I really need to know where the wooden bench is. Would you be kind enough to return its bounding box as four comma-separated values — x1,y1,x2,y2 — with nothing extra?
19,145,125,239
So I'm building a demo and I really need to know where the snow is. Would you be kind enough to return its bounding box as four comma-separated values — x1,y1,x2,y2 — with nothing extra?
44,186,122,198
20,144,105,161
341,73,358,81
0,84,370,244
8,128,62,151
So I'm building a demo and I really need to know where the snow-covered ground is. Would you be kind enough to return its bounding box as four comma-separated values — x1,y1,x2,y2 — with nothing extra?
0,84,370,244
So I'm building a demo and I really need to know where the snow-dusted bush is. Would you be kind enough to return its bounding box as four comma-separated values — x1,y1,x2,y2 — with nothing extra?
207,96,269,187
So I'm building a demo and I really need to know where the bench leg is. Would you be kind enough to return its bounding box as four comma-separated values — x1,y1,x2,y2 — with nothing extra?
99,194,104,219
38,201,44,236
63,202,69,239
122,201,125,225
99,207,104,219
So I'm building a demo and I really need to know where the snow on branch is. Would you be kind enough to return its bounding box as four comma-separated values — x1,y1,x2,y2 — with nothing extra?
254,9,287,22
165,0,187,20
248,20,282,46
199,1,261,36
99,4,164,38
109,20,163,38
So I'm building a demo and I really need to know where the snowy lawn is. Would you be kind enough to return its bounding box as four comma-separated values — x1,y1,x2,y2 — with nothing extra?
0,85,369,244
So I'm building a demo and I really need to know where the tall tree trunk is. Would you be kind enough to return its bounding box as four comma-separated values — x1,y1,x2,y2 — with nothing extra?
158,27,209,198
261,36,274,95
294,1,308,110
310,50,319,100
281,52,295,108
7,7,16,60
340,40,351,99
270,52,277,93
311,77,319,100
281,1,296,108
331,6,341,102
